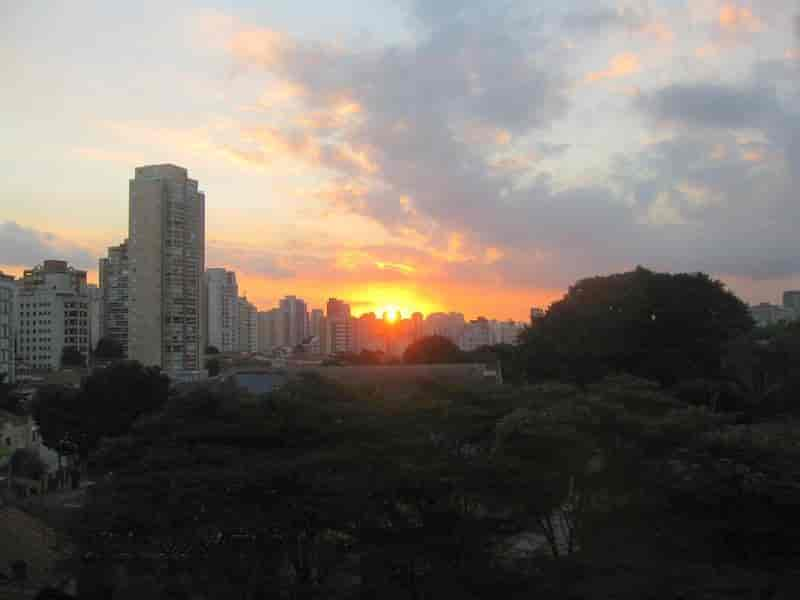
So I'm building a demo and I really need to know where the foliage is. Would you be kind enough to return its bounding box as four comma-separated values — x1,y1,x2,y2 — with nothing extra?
334,349,386,365
205,345,220,355
519,267,754,386
204,357,222,377
32,361,169,458
93,337,123,360
11,448,47,480
403,335,464,364
60,346,86,368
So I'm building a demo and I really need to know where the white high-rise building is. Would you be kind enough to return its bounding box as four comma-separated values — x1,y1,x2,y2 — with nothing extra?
280,296,308,348
15,260,90,371
99,240,130,357
205,269,239,353
0,272,15,383
238,296,258,353
128,165,205,371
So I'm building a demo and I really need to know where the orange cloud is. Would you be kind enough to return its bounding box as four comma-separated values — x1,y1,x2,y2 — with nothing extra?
586,53,641,82
718,4,763,33
641,22,675,43
695,44,720,59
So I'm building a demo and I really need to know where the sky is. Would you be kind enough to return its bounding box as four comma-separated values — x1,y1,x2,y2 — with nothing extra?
2,0,799,321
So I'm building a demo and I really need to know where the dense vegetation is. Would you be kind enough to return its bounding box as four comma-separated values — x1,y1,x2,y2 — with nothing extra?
25,268,800,598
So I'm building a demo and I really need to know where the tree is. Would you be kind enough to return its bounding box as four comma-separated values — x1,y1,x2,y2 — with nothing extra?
403,335,464,364
94,337,123,360
11,448,47,480
205,357,222,377
60,346,86,368
205,345,220,355
33,361,169,458
519,267,754,385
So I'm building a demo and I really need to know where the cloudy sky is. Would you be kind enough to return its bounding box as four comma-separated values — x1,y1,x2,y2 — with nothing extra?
2,0,799,320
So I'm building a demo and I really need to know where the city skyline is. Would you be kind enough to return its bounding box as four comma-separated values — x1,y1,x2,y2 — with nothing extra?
3,2,800,321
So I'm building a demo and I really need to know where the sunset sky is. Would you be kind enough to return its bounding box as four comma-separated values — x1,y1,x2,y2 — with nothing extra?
2,1,799,320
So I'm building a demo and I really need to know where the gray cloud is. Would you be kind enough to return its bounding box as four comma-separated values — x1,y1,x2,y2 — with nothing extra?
637,82,779,130
224,2,800,290
561,7,643,33
0,221,95,270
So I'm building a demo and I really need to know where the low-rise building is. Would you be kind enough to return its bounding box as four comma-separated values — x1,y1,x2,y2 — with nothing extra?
16,260,90,371
750,302,795,327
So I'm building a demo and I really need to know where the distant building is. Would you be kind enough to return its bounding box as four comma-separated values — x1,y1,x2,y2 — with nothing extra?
325,299,353,355
16,260,90,371
459,317,492,352
87,284,103,354
128,164,205,371
0,272,15,383
205,268,239,352
424,312,465,343
493,319,525,345
310,309,325,338
750,302,794,327
99,240,130,357
280,296,308,348
783,291,800,319
238,296,258,353
410,312,424,342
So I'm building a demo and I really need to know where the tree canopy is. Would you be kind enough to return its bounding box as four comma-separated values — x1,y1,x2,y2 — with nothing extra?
519,267,753,385
403,335,464,364
60,346,86,368
94,337,124,360
33,361,169,458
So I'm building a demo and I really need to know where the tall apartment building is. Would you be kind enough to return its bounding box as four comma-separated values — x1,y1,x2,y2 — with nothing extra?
128,165,205,370
205,268,239,352
87,284,103,353
0,272,15,383
310,309,325,339
238,296,258,353
99,240,130,356
325,298,353,355
16,260,90,371
280,296,308,348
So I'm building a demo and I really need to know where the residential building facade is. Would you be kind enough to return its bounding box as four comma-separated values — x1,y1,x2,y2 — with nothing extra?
15,260,90,371
205,268,239,352
128,165,205,370
280,296,308,348
238,296,258,353
0,272,15,383
99,240,130,357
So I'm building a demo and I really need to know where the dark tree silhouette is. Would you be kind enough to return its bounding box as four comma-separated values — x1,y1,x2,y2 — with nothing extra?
403,335,463,364
60,346,86,368
205,345,220,354
94,337,123,359
520,267,754,385
33,361,169,457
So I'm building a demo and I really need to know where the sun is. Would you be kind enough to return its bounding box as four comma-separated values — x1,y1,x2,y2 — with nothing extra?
377,305,405,322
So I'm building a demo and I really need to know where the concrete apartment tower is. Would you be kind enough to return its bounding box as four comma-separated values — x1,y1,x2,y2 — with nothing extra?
237,296,258,353
128,165,205,371
99,240,130,357
205,268,239,353
0,272,16,383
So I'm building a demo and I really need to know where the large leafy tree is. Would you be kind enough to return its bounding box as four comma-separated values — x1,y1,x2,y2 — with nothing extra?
403,335,463,364
521,267,753,385
60,345,86,368
33,361,169,458
93,337,124,360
